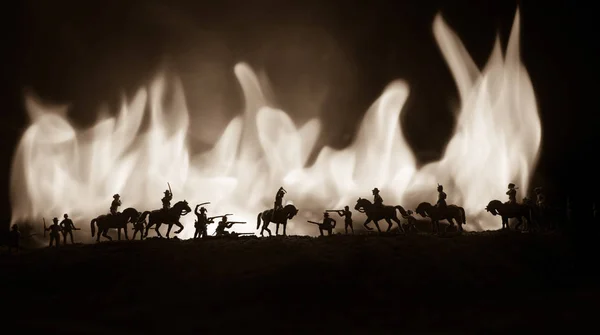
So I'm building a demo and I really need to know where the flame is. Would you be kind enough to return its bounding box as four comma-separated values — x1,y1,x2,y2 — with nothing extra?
10,9,540,238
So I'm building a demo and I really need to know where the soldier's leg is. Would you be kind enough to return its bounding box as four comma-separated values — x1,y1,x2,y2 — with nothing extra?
49,235,54,247
69,231,74,244
319,227,324,236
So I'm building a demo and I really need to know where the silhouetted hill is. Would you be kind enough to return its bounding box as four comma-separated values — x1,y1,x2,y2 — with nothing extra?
1,232,598,333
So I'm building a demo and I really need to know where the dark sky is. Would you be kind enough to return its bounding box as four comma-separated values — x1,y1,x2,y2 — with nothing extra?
1,0,597,227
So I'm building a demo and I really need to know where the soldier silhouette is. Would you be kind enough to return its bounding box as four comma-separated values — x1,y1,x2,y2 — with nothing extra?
534,187,546,208
215,216,233,237
45,217,62,247
110,194,121,216
337,206,354,234
506,183,518,205
318,212,336,236
132,217,145,240
162,189,173,212
59,213,77,244
271,187,286,222
194,204,209,239
372,188,384,209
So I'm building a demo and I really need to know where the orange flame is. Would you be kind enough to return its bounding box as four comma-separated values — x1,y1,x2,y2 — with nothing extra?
10,9,540,237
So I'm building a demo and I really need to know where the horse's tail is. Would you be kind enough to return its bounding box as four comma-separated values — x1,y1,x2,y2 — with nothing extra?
395,205,408,217
459,207,467,225
256,212,263,230
91,218,97,237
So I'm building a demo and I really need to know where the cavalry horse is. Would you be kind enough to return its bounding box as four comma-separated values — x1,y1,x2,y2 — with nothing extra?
415,202,466,234
140,200,192,238
485,200,532,231
257,204,299,237
354,198,408,233
91,207,141,242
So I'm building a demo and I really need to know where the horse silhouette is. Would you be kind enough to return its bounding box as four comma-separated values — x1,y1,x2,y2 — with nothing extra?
354,198,408,233
485,200,532,231
91,207,140,242
415,202,466,234
256,204,299,237
140,200,192,238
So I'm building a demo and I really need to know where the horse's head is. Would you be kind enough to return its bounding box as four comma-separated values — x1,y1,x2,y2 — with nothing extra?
175,200,192,216
415,202,430,218
354,198,369,213
485,200,501,216
284,204,299,219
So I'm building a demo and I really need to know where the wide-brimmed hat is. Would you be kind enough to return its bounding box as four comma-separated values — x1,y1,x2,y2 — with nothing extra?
113,194,120,198
508,183,518,189
323,212,329,216
164,190,170,194
372,188,380,193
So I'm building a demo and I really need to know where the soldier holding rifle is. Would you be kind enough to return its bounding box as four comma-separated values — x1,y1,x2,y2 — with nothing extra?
326,206,353,234
215,216,247,237
60,213,79,244
307,212,337,236
45,217,62,247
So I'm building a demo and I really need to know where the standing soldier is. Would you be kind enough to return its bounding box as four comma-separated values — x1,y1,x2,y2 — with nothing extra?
110,194,121,216
534,187,546,209
372,188,384,209
336,206,354,234
60,213,78,244
194,204,210,239
45,217,62,247
162,189,173,212
506,183,518,205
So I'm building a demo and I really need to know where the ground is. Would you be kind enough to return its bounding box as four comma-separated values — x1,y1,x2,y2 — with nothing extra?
1,231,598,333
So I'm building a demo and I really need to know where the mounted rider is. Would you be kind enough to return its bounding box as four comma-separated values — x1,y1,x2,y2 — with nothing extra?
372,188,384,209
436,184,447,212
271,187,286,221
110,194,121,216
162,189,173,212
506,183,518,205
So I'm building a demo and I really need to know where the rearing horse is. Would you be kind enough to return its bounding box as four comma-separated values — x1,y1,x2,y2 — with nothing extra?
91,207,141,242
140,200,192,238
354,198,407,233
485,200,532,231
415,202,466,234
256,204,299,237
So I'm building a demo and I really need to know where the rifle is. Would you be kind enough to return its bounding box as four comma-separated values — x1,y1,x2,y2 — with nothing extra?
228,221,246,225
236,233,256,236
326,210,344,215
307,221,322,225
208,214,233,221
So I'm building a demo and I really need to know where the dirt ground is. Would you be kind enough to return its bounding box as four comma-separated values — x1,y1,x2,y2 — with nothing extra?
1,231,597,334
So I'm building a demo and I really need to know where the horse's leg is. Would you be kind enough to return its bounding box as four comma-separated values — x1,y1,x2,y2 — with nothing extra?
363,218,373,231
391,216,404,233
124,225,130,240
117,228,122,241
155,222,163,238
384,218,393,232
166,223,173,239
275,223,280,236
102,228,112,241
144,219,153,238
283,222,287,236
372,220,382,233
175,221,184,234
264,222,272,237
446,218,455,233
